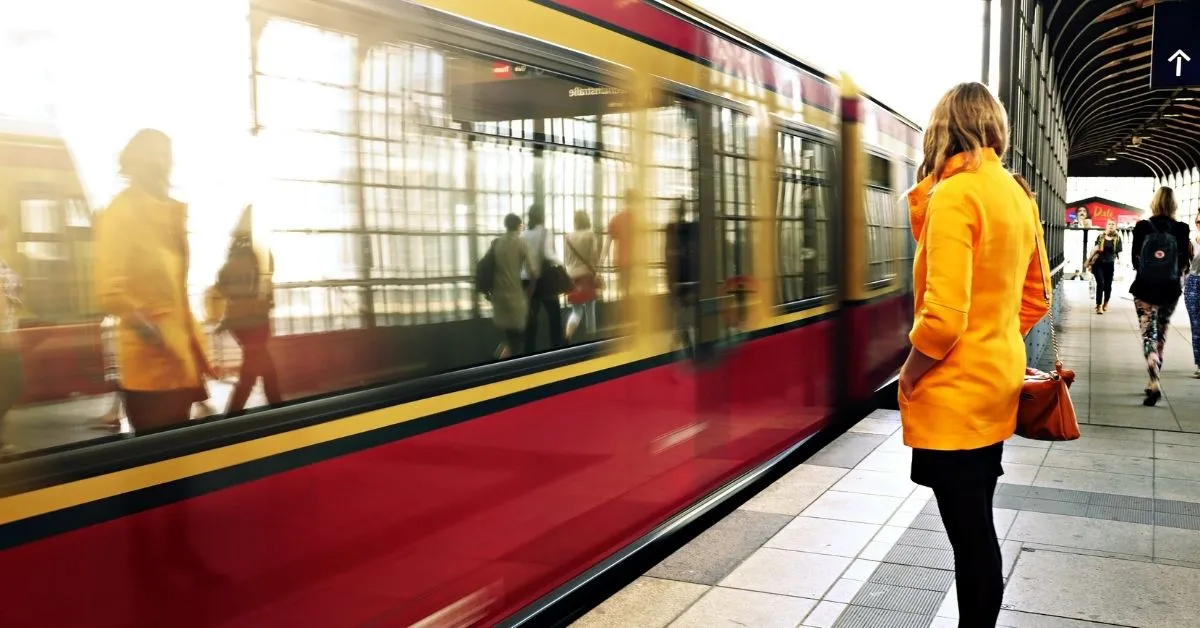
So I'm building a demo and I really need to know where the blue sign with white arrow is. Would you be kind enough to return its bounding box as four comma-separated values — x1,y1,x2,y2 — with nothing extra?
1151,1,1200,89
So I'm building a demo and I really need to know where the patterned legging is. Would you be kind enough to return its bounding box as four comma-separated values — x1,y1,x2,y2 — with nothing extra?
1134,298,1179,386
1186,275,1200,368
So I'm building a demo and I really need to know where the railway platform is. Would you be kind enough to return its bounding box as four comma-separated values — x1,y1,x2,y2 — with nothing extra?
574,279,1200,628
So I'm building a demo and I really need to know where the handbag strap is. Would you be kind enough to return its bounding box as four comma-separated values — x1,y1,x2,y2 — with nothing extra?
565,234,597,277
1029,194,1061,372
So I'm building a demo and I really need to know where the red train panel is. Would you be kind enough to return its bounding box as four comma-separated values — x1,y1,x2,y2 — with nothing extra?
15,323,108,403
0,320,836,628
844,294,912,404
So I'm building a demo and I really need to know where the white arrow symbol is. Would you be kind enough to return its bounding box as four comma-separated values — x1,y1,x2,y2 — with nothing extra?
1169,49,1192,77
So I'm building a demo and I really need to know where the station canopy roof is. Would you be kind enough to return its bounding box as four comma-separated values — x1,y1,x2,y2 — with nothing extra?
1051,0,1200,177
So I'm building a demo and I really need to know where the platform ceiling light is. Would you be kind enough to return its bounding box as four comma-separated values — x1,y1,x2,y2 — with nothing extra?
1106,156,1118,161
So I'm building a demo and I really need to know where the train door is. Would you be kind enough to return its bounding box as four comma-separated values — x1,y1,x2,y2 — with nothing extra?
682,98,785,479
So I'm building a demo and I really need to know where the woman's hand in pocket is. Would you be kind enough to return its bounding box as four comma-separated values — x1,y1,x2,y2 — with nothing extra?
899,347,938,398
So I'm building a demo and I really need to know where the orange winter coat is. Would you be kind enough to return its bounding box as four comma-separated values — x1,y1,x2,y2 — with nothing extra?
94,187,212,391
899,148,1051,450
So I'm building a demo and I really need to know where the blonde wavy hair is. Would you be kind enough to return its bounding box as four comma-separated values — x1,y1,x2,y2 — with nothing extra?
918,82,1010,184
1150,186,1177,218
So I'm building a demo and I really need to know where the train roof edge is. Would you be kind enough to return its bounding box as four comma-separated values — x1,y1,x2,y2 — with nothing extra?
660,0,922,133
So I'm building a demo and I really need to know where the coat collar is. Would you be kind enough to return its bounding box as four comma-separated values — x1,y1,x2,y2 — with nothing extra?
905,148,1000,240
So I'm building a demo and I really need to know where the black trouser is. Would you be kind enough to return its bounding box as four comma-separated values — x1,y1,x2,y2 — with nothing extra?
1093,261,1114,306
227,323,283,415
933,473,1003,627
525,295,565,354
914,443,1004,628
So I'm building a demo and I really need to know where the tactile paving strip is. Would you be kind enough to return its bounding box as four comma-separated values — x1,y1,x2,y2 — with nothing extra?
1025,486,1090,503
882,544,956,571
850,582,943,615
908,514,946,533
1157,499,1200,517
1090,493,1155,511
988,485,1200,531
895,528,953,551
1017,497,1089,517
1155,512,1200,529
1086,504,1155,525
831,604,932,628
869,563,954,592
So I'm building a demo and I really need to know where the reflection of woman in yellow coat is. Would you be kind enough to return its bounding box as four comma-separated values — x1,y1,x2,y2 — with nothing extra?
94,129,212,432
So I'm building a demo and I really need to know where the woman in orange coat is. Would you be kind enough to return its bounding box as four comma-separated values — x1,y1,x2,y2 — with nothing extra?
94,129,213,432
898,83,1050,627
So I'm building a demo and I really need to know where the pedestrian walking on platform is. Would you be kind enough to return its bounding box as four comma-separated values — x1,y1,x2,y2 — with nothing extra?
1183,215,1200,378
898,82,1051,628
1129,187,1192,405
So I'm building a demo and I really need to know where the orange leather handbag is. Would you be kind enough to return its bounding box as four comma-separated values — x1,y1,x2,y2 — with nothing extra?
1016,206,1080,441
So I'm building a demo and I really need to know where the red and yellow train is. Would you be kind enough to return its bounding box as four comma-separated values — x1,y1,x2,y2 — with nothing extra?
0,1,920,626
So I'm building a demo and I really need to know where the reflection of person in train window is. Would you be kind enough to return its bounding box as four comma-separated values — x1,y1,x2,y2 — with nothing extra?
522,203,565,352
0,213,24,457
93,129,214,432
91,314,125,430
603,189,638,299
493,213,535,359
216,205,283,415
665,198,697,351
564,210,600,341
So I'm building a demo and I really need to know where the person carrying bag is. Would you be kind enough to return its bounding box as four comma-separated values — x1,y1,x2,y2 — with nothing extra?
563,211,603,340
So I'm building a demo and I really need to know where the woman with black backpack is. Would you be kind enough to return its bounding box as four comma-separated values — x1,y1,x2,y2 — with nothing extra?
1130,186,1193,406
216,206,283,415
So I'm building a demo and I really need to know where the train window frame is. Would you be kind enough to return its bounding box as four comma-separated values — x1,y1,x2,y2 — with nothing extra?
863,151,900,291
0,0,711,469
11,184,94,322
710,103,756,286
774,127,836,309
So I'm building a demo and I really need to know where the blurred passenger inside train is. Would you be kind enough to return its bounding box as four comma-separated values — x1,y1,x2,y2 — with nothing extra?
666,198,697,354
216,205,283,415
522,203,565,353
94,128,214,432
898,82,1051,628
1185,213,1200,378
0,213,23,457
93,314,125,430
1129,186,1192,405
604,189,637,300
1088,220,1122,314
493,212,535,359
564,209,601,342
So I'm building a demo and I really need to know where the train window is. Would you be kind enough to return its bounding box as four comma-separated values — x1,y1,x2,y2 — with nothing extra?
596,107,697,294
15,191,93,321
713,107,754,282
0,7,700,458
776,132,833,303
864,154,899,286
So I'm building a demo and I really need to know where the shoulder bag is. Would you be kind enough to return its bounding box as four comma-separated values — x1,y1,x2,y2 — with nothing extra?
533,228,573,298
565,234,603,305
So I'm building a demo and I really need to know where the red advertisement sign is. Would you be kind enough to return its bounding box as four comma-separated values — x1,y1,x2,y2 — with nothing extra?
1065,197,1143,228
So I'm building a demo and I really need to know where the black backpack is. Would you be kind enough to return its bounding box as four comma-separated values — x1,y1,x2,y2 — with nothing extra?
217,239,260,300
474,239,498,294
1138,219,1180,284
